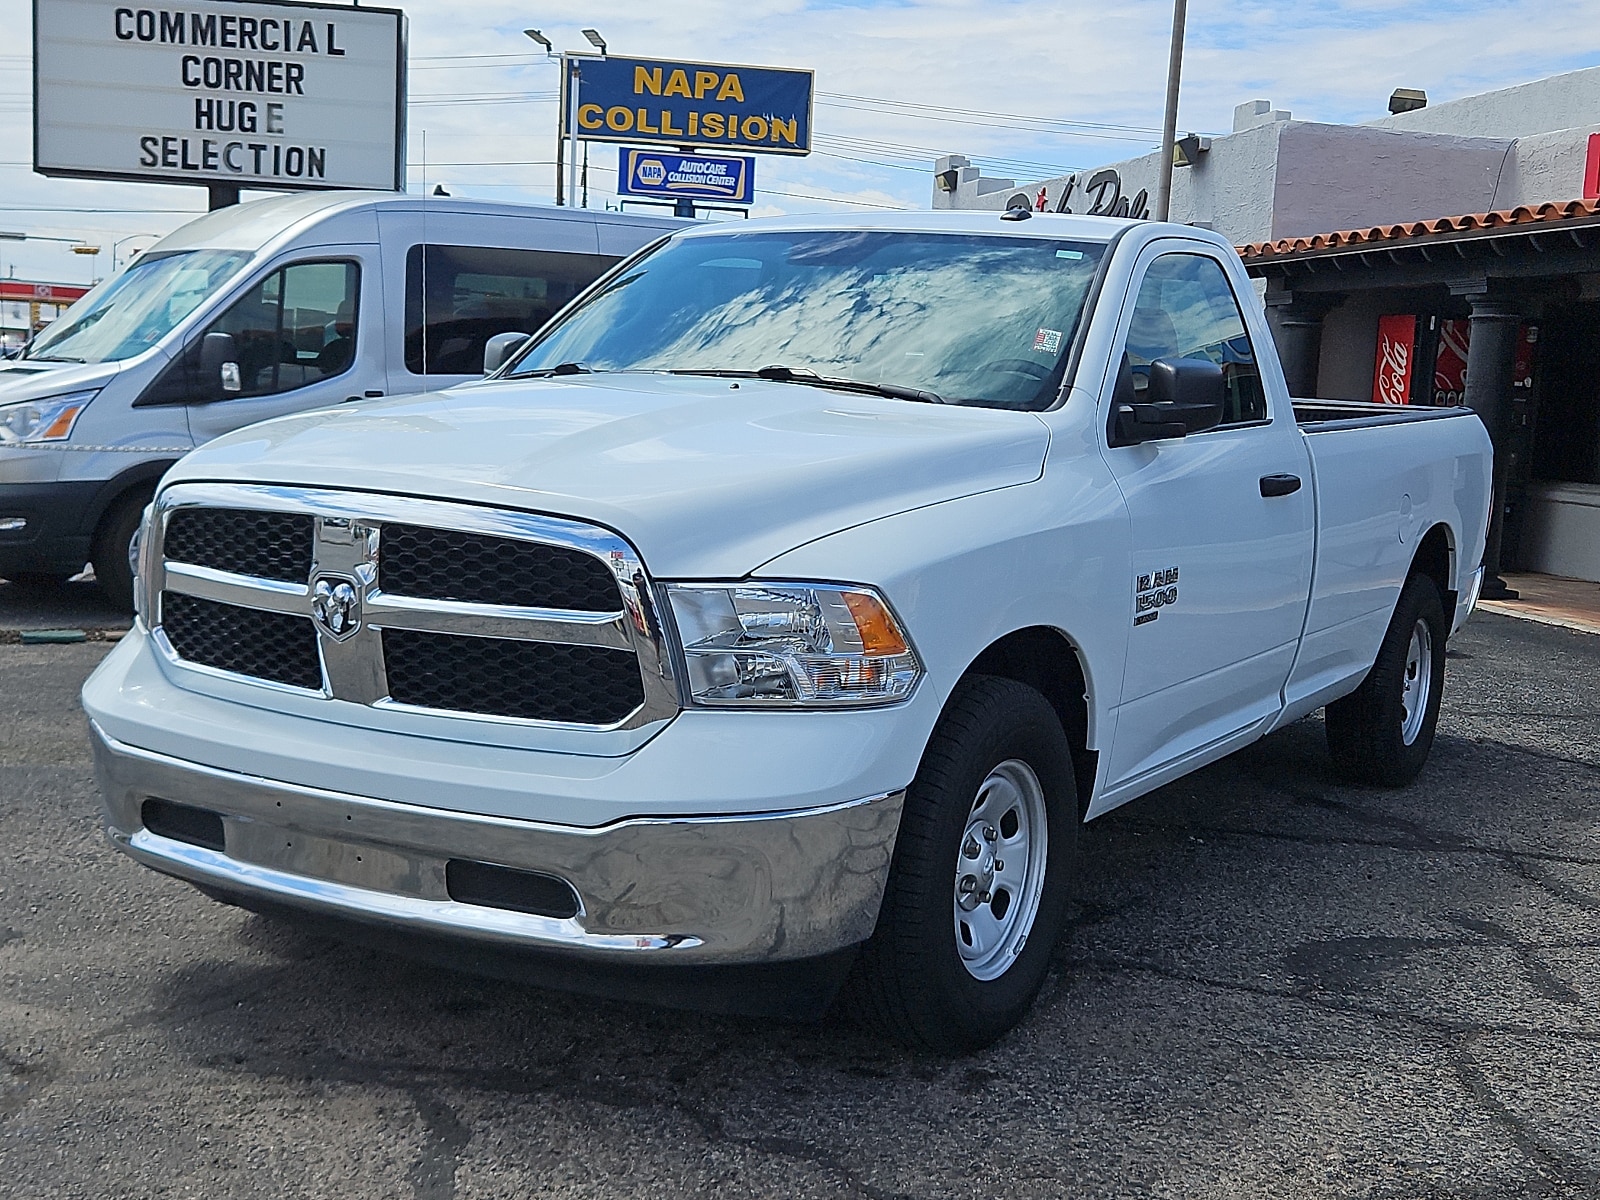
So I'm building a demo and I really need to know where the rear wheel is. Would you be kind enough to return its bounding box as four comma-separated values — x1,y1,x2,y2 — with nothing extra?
1325,574,1448,786
847,675,1077,1053
91,489,152,613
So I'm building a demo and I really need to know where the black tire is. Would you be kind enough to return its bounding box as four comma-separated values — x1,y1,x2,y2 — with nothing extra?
846,675,1078,1054
91,489,152,613
1325,574,1448,787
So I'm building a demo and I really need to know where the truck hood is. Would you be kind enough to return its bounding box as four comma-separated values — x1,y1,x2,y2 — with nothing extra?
170,373,1051,577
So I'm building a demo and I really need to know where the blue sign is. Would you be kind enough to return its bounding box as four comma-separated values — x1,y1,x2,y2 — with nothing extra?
569,55,812,156
617,149,755,206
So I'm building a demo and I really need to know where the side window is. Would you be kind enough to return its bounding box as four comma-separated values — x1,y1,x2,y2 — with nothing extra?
1122,253,1266,425
206,260,360,397
405,244,619,375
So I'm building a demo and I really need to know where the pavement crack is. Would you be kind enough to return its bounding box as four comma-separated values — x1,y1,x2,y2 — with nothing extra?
1452,1038,1600,1191
406,1088,472,1200
1449,915,1584,1006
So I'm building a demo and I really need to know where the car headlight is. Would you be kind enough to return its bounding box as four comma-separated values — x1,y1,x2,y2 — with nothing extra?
666,582,922,707
0,389,97,444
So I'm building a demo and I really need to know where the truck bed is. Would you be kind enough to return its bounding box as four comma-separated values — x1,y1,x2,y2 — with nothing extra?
1292,398,1478,430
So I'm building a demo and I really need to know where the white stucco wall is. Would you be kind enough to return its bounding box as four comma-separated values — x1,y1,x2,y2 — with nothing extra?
1371,65,1600,140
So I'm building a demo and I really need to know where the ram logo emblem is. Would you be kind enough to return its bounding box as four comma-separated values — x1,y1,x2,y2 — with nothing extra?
311,576,362,641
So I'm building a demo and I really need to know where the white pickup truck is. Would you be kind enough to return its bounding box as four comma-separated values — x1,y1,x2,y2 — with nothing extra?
82,212,1492,1052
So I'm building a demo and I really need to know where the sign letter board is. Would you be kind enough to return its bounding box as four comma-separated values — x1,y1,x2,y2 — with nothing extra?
33,0,407,191
617,149,755,205
570,56,812,156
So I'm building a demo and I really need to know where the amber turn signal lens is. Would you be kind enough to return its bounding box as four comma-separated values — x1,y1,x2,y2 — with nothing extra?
843,590,909,656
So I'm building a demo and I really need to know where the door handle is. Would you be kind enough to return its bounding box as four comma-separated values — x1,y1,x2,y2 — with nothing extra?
1260,473,1302,497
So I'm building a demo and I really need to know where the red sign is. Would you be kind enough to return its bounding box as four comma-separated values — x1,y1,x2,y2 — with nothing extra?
1586,133,1600,200
1372,314,1416,405
0,280,89,304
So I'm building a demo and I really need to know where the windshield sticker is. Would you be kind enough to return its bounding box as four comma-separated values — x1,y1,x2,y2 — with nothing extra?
1032,327,1064,354
1134,566,1179,626
1055,249,1084,260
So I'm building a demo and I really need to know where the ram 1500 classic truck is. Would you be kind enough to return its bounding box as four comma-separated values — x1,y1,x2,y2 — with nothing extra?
82,212,1493,1052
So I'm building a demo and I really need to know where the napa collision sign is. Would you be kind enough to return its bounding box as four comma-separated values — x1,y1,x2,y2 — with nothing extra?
33,0,406,191
568,56,812,156
617,149,755,205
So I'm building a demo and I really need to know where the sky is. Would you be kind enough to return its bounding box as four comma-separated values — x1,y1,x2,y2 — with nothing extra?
3,0,1599,284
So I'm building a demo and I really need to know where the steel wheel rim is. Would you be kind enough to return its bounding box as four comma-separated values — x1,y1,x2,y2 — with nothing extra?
1400,618,1433,746
953,758,1049,981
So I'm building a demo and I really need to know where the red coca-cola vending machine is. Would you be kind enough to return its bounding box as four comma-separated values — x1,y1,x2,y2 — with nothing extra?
1372,314,1417,404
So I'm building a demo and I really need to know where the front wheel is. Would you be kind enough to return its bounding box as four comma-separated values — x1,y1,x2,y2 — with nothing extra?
91,490,151,614
1325,574,1448,786
847,675,1077,1053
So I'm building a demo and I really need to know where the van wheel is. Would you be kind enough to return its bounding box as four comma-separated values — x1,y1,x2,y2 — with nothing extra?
91,490,152,613
847,675,1077,1054
1325,574,1448,787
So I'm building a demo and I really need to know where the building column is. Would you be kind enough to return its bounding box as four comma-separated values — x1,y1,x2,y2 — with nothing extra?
1461,296,1522,600
1265,290,1341,398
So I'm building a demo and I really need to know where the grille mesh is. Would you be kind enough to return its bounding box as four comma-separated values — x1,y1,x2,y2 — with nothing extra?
382,629,643,724
161,592,323,690
378,524,620,612
164,508,313,583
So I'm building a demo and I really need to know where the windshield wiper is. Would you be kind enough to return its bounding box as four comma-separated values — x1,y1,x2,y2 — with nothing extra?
517,361,594,378
671,365,945,405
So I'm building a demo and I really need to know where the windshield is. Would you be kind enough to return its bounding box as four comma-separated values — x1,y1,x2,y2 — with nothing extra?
508,230,1107,409
25,249,251,364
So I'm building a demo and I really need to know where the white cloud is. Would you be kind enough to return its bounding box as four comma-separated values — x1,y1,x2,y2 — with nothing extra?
0,0,1595,283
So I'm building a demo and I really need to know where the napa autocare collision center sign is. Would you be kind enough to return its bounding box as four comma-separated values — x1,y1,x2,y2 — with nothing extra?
569,56,812,155
33,0,406,191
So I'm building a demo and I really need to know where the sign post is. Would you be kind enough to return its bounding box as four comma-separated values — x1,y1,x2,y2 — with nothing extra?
33,0,407,204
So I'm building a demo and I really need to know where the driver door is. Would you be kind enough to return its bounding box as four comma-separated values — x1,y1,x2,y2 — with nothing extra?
185,255,380,445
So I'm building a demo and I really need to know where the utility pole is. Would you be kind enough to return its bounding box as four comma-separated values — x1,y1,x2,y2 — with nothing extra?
1153,0,1188,223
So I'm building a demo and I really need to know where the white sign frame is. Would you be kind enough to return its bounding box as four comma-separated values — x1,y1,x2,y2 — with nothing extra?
33,0,407,192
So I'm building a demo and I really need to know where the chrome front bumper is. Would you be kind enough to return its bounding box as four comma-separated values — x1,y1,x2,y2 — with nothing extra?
91,723,903,965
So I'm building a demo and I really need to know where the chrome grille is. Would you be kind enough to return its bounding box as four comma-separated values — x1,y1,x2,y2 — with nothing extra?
161,592,322,690
378,523,619,611
164,508,313,583
381,629,644,724
148,485,677,734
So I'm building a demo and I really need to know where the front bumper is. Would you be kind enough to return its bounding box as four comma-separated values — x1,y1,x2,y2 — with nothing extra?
91,722,903,965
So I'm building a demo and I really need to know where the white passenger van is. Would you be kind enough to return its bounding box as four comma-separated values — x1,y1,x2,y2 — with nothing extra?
0,191,679,607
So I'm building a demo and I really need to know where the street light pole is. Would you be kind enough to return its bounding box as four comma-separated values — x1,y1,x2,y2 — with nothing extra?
522,29,561,204
1153,0,1188,223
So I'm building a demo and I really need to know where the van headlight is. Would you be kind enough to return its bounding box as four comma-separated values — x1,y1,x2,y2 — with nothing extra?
665,582,921,707
0,389,97,444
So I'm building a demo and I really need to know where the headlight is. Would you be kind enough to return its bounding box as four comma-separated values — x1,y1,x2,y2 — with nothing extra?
0,389,97,444
666,582,922,707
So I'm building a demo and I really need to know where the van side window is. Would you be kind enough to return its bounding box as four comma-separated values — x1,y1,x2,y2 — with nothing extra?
1121,253,1266,425
405,244,618,375
206,260,360,397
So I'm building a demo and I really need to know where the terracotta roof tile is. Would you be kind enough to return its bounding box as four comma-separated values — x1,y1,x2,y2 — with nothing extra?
1236,198,1600,260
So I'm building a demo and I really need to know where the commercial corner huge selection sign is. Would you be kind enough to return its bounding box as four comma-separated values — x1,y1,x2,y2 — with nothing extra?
33,0,406,191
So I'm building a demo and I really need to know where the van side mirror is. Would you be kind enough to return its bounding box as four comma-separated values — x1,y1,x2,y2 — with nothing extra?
483,331,531,375
199,332,242,397
1111,356,1226,445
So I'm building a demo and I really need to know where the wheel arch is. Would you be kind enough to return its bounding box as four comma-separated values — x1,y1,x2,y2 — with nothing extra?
84,460,176,544
1410,521,1458,613
961,626,1097,817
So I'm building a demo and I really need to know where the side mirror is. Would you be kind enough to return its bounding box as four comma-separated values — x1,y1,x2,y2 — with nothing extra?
1112,356,1226,445
199,332,241,398
483,331,531,375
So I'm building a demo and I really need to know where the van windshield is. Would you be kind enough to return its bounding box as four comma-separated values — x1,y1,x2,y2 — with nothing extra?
25,249,251,364
507,230,1107,410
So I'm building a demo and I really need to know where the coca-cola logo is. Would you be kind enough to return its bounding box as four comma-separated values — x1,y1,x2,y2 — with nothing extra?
1376,333,1410,405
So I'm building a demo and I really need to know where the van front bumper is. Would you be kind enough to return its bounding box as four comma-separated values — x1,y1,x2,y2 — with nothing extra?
0,478,98,576
91,722,903,965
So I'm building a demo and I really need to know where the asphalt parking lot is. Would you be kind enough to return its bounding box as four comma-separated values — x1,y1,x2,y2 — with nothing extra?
1,611,1596,1199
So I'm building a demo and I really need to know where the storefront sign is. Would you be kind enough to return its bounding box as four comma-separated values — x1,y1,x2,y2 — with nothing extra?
617,149,755,205
0,281,90,304
33,0,406,191
568,56,812,155
1372,313,1417,405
